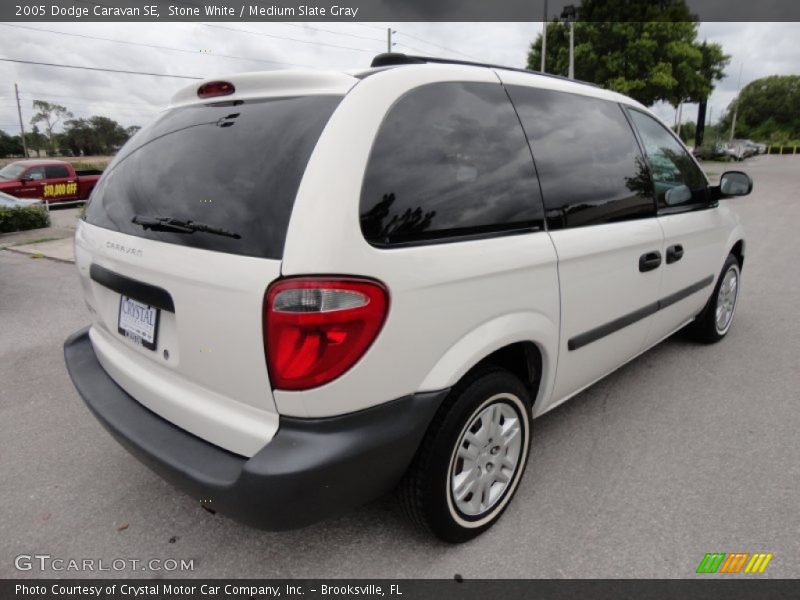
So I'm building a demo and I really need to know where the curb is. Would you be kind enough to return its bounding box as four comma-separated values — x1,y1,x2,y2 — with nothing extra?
3,246,75,264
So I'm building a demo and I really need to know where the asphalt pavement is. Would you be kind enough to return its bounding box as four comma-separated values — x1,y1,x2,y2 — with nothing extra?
1,156,798,579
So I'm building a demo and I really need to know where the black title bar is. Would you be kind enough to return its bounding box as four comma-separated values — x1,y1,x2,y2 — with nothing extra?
5,579,800,600
3,0,800,22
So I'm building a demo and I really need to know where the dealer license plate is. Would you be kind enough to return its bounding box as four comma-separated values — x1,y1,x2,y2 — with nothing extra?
118,295,159,351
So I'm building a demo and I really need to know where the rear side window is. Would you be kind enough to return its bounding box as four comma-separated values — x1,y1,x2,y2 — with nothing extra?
85,95,342,259
506,86,655,229
25,167,45,180
627,109,708,212
45,165,70,178
360,82,544,246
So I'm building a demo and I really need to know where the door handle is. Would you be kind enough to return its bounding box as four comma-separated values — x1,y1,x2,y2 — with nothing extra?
639,251,662,272
666,244,684,264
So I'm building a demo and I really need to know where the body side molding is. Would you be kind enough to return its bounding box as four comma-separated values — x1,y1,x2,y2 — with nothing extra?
568,275,715,351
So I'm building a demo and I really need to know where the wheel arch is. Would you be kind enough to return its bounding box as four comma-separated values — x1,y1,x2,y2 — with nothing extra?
730,238,745,268
418,312,557,412
463,341,543,407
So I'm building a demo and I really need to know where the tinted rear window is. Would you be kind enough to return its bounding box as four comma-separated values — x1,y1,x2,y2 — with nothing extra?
45,165,70,178
85,95,342,259
360,82,544,246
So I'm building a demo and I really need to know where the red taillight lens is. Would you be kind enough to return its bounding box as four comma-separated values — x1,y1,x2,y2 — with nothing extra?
264,278,389,391
197,81,235,98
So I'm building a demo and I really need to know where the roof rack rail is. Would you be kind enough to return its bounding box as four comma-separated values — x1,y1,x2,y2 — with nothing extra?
370,53,599,88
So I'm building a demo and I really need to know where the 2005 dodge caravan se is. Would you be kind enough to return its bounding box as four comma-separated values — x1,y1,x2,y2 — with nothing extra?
64,53,753,542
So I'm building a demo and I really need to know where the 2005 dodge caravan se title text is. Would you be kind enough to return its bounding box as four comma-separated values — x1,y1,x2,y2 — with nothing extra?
64,53,753,543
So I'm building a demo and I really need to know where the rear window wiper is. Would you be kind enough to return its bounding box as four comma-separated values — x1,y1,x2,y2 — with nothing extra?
131,215,241,239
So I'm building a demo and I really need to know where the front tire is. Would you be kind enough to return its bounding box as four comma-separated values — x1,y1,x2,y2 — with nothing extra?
689,253,741,343
399,368,532,543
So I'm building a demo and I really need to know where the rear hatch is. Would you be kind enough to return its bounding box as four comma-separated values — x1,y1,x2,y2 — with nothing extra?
77,73,350,456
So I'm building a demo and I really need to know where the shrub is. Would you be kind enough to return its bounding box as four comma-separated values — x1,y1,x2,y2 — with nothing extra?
0,206,51,233
693,145,718,160
71,161,106,172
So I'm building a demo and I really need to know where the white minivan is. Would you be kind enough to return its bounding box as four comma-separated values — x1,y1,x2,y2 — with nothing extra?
64,54,752,542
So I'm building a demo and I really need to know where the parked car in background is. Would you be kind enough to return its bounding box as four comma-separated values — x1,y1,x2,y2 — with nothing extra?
693,143,730,161
744,140,767,155
64,54,752,543
726,140,760,161
0,159,102,203
0,190,42,208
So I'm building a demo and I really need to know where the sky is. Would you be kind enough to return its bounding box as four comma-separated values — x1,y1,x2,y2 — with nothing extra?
0,21,798,141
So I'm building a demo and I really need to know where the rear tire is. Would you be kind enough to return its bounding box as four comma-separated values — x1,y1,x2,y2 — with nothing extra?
399,368,532,543
689,253,741,344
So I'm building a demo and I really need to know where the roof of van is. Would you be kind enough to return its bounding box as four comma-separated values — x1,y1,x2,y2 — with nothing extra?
170,54,645,112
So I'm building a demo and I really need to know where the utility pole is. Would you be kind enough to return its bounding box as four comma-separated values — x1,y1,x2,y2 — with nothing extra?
695,99,707,148
540,0,548,72
729,62,744,143
14,83,28,157
568,19,575,78
561,5,577,79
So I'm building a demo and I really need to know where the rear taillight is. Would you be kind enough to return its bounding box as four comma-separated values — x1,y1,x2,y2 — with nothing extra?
264,278,389,391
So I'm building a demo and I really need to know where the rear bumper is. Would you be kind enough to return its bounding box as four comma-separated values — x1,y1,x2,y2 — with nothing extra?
64,327,447,530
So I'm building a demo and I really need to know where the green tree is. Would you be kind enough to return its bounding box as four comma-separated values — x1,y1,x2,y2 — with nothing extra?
0,129,24,158
526,0,728,113
30,100,72,153
59,118,99,156
60,115,136,156
27,125,49,157
674,121,696,144
693,41,730,147
718,75,800,143
88,116,128,154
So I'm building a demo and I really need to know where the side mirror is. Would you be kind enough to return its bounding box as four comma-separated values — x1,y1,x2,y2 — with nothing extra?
716,171,753,198
665,184,692,206
19,176,31,183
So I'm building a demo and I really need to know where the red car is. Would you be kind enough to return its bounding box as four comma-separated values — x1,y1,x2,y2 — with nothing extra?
0,159,102,203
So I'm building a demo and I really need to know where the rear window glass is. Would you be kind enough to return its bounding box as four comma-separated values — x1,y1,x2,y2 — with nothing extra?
85,95,342,259
45,165,70,178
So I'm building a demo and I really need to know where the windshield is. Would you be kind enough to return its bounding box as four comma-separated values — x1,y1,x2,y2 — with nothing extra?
0,164,24,180
84,95,342,259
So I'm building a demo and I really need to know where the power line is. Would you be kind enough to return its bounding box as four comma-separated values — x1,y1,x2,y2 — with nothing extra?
44,102,156,115
352,23,388,32
0,23,313,69
20,95,158,116
63,109,156,120
394,30,481,61
0,58,203,80
19,91,158,108
277,22,384,43
201,23,377,54
394,42,433,56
